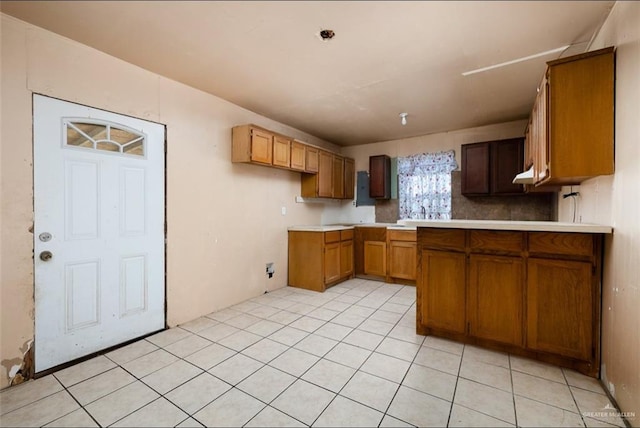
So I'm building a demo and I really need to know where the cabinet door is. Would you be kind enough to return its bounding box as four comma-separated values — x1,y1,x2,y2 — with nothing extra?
340,239,354,279
491,139,525,194
318,151,333,198
389,241,416,280
324,242,341,284
305,147,319,173
332,155,345,199
527,258,593,360
273,136,291,168
468,255,523,346
369,155,390,199
290,141,306,171
364,241,386,277
344,158,355,200
250,128,273,164
420,250,466,333
461,142,490,195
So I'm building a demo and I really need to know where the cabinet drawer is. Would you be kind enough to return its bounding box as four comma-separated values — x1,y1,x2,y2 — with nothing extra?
420,229,465,251
529,232,593,258
470,230,523,253
388,230,416,242
325,231,341,243
341,229,354,241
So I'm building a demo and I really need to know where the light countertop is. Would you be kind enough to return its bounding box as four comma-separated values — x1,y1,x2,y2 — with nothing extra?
287,223,415,232
398,219,612,234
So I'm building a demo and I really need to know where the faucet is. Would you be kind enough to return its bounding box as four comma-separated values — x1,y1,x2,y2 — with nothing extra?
421,206,426,219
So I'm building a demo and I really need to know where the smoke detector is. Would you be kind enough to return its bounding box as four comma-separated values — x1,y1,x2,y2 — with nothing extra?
319,29,335,41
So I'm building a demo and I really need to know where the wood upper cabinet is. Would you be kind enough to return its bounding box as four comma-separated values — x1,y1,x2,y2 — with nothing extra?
305,147,319,173
468,254,523,346
232,125,273,165
461,142,490,195
332,155,345,199
369,155,391,199
530,47,615,186
290,141,306,171
273,135,291,168
317,151,334,197
301,151,355,200
461,139,524,196
420,249,466,334
344,158,355,200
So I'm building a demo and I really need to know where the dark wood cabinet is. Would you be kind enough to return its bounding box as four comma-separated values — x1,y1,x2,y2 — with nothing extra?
462,138,525,196
461,142,490,195
491,139,525,194
369,155,391,199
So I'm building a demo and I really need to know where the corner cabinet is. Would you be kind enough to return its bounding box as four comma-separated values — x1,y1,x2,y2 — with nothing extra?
417,227,603,377
526,47,615,187
301,151,355,200
288,229,354,292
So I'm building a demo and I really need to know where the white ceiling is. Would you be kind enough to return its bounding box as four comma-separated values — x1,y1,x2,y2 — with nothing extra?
1,1,615,146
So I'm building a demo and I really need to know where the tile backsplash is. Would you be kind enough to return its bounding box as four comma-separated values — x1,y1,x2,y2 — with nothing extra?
375,171,555,222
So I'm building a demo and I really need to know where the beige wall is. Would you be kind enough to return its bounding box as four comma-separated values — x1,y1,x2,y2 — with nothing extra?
557,1,640,421
0,14,339,389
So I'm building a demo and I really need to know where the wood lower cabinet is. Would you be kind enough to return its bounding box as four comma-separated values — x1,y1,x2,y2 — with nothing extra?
527,258,593,361
387,229,417,284
364,241,386,277
340,238,354,279
468,255,523,346
417,227,603,377
288,229,354,292
419,249,466,334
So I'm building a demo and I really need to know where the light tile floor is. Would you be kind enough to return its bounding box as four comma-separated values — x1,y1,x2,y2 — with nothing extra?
0,279,628,427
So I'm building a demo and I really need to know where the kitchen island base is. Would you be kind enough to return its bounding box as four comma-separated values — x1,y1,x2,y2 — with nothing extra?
414,224,607,378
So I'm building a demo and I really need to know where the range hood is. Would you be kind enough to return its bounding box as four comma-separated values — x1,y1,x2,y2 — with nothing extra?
512,166,534,184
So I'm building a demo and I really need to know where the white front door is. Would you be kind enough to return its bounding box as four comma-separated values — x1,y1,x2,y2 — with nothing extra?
33,95,165,372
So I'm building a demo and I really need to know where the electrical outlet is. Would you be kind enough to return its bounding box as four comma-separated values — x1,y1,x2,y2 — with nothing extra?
266,262,274,278
281,206,286,216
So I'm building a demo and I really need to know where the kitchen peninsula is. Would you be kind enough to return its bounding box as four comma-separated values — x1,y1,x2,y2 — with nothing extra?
399,219,612,377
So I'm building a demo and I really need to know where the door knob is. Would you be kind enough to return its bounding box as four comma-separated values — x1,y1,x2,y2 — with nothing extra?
39,251,53,261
